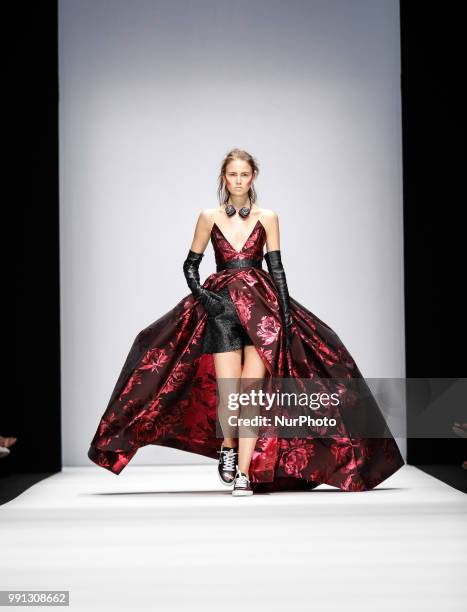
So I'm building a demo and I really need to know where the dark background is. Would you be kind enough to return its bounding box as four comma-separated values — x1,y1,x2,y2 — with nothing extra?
6,2,60,496
5,1,465,500
400,0,465,485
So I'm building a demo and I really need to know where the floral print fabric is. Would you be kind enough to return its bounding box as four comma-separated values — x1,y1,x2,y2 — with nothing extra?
88,220,404,491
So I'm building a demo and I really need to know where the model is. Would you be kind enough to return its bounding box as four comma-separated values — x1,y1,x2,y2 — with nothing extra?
88,148,404,496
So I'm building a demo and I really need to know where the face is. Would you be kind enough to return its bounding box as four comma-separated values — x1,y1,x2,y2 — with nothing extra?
223,159,254,197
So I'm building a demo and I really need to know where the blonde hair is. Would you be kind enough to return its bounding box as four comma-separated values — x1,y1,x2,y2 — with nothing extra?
217,148,259,205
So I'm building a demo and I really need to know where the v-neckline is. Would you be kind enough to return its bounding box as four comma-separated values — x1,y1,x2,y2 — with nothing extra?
212,219,262,254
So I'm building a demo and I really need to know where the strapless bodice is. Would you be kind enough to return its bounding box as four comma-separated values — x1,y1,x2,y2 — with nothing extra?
210,219,266,268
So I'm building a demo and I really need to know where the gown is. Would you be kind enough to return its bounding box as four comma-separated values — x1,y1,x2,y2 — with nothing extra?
88,218,405,492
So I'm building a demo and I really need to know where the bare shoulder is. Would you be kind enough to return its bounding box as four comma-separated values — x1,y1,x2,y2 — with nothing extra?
197,208,218,229
258,207,278,220
258,208,279,229
188,208,219,251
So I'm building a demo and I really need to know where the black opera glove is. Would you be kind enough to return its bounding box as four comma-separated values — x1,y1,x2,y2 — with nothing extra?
264,249,293,352
183,249,224,317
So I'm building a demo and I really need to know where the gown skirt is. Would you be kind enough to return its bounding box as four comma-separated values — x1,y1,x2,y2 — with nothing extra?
88,219,405,492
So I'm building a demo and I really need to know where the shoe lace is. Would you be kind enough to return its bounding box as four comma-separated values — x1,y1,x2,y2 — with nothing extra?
234,471,249,488
219,448,237,471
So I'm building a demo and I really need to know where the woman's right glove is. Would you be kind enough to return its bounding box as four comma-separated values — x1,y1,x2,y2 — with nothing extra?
183,249,224,317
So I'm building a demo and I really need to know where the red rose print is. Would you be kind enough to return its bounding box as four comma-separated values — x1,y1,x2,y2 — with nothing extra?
257,315,280,345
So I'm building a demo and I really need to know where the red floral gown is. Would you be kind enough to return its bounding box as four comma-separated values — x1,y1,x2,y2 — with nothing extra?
88,219,404,492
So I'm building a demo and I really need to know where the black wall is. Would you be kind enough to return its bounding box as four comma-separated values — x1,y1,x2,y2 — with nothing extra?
400,1,465,467
7,1,61,476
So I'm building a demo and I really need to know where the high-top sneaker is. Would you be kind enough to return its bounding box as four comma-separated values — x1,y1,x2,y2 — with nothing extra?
232,469,253,496
217,444,238,486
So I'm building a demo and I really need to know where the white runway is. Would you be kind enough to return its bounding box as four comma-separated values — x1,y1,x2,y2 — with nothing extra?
1,464,466,611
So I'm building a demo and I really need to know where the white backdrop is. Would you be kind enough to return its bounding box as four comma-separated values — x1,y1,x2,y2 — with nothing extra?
59,0,405,467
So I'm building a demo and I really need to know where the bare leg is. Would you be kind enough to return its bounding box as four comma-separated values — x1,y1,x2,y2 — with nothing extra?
237,345,267,476
212,348,242,448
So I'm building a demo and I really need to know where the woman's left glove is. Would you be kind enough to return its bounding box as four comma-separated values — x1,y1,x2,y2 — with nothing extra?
264,249,293,352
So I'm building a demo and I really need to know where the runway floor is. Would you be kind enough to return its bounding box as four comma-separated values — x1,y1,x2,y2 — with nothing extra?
1,464,466,611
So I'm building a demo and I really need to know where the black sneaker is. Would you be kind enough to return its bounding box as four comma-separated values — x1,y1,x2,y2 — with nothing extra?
217,445,238,486
232,469,253,496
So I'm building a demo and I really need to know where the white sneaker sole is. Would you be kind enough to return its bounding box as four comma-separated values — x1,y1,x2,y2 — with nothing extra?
232,489,253,496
